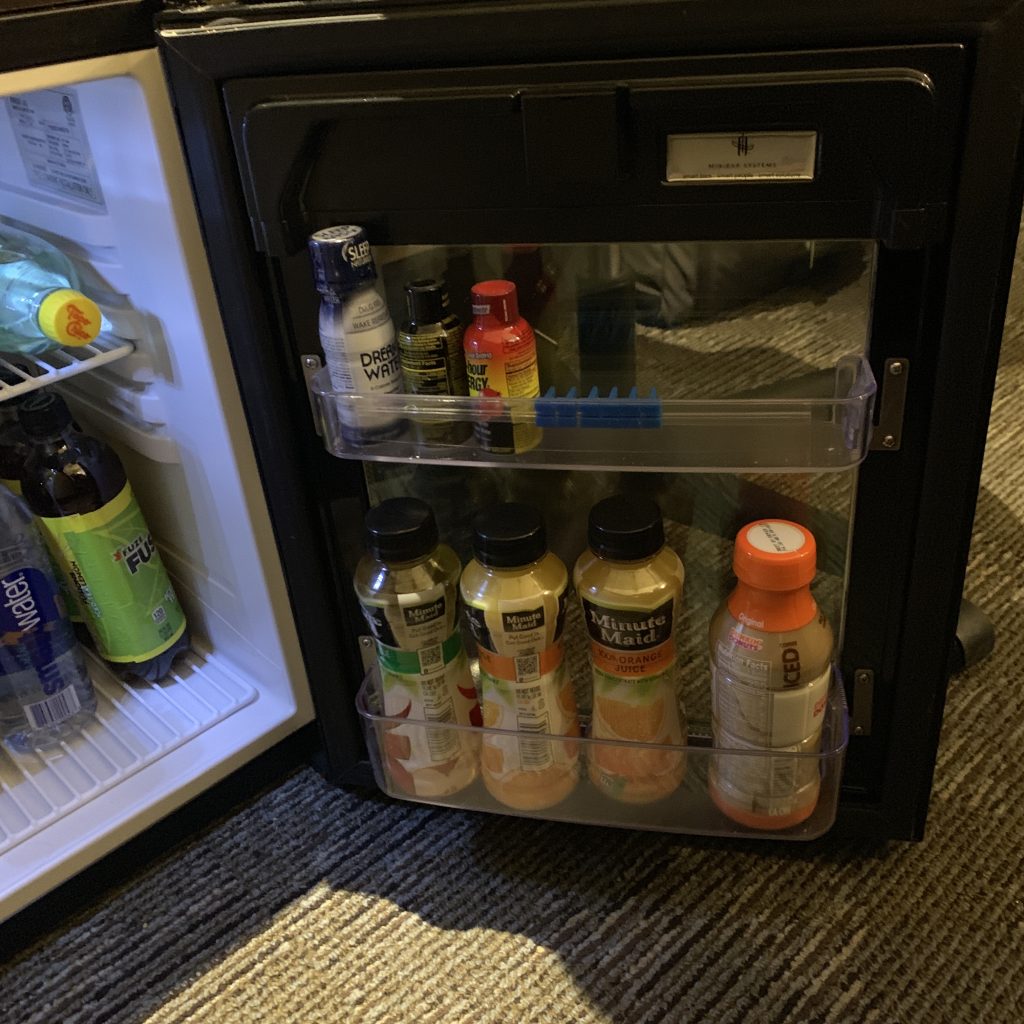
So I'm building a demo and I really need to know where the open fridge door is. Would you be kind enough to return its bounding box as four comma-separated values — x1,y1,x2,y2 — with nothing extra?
0,46,314,921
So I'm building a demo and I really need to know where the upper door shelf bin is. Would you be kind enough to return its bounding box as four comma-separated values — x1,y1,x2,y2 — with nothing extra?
308,239,879,474
311,354,876,473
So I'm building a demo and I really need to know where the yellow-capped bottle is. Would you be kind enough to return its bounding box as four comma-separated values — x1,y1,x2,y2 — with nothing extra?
0,229,101,355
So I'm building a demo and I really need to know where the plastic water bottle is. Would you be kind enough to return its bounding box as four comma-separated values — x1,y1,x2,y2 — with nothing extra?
18,392,190,682
0,224,102,355
0,486,96,750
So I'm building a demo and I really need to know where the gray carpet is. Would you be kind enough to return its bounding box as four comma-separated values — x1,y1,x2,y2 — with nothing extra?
2,232,1023,1023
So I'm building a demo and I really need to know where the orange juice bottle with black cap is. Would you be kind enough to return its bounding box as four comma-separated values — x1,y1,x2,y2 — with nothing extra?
460,502,579,811
574,495,686,804
708,519,834,830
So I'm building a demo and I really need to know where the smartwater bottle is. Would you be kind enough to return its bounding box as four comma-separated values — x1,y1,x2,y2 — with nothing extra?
0,487,96,751
0,224,102,355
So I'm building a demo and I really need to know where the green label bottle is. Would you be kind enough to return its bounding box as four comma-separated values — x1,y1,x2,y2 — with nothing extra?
17,391,189,681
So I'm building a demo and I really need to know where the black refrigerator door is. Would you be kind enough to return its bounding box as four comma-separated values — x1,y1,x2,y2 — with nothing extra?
155,1,1024,839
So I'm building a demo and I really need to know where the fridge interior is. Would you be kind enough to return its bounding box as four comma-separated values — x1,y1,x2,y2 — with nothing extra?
0,51,313,922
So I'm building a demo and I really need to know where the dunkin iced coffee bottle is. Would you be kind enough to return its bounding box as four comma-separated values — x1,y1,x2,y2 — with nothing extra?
708,519,834,830
574,495,687,804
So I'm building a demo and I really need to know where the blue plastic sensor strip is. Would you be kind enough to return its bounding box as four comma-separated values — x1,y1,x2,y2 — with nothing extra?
534,386,662,429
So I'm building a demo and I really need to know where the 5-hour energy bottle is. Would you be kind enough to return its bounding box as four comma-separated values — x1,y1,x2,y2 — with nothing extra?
463,280,542,455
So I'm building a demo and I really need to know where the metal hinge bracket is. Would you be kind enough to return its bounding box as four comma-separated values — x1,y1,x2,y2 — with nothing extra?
358,635,377,676
870,357,909,451
852,669,875,736
300,354,324,436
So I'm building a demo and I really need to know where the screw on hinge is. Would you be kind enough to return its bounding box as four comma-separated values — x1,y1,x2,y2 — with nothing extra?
889,361,904,376
882,435,897,448
852,669,874,737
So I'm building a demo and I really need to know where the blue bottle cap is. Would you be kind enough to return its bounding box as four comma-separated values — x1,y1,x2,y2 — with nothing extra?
308,226,378,297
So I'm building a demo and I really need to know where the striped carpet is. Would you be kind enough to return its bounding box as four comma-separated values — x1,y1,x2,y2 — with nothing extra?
2,232,1023,1023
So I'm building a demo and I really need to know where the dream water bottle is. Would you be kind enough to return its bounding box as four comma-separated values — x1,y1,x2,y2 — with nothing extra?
308,226,404,445
0,487,96,750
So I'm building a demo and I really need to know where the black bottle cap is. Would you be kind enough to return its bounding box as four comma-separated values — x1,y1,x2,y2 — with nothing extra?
404,278,450,325
17,391,74,439
472,503,547,568
364,497,439,563
587,495,664,561
308,225,378,298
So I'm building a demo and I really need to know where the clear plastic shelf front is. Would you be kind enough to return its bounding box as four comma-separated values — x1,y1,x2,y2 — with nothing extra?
313,354,875,472
357,663,848,840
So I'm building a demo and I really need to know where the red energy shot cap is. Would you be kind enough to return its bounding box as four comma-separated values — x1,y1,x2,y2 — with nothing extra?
733,520,817,592
471,280,519,323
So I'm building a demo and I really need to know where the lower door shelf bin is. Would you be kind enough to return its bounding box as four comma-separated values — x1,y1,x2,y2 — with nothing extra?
356,666,849,841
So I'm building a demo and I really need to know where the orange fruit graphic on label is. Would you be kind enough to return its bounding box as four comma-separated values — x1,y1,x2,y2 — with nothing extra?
592,734,681,781
595,693,665,741
481,743,505,774
482,699,501,729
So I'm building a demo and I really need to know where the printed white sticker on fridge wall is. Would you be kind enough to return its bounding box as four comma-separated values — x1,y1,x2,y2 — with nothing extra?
6,88,106,208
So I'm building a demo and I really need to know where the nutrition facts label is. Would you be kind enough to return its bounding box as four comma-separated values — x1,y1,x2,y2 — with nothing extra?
6,88,106,209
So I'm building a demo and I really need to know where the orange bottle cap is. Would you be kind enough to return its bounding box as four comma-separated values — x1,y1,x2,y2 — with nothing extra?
733,520,817,591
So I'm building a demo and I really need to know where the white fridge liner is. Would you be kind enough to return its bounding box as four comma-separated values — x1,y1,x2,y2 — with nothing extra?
0,647,258,854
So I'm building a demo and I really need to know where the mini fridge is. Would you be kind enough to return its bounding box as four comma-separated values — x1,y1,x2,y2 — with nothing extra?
1,0,1023,923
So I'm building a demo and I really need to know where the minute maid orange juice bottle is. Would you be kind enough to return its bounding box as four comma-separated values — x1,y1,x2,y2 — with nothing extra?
354,498,479,799
574,495,686,804
460,503,580,811
463,280,542,454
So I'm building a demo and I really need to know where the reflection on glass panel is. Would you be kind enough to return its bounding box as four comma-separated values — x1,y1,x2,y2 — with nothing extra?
375,240,875,399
